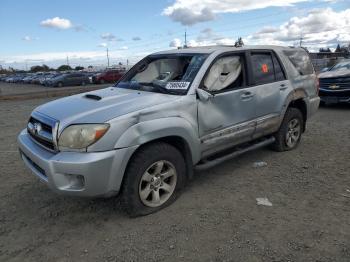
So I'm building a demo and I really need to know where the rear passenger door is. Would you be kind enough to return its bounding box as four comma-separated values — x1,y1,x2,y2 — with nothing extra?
247,50,291,137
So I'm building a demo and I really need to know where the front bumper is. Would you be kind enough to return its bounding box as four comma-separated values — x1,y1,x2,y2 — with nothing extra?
17,129,137,197
319,88,350,104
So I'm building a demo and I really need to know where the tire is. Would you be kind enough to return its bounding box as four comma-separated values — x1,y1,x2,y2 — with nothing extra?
57,82,63,88
272,107,304,152
121,142,186,217
81,81,86,86
99,79,105,84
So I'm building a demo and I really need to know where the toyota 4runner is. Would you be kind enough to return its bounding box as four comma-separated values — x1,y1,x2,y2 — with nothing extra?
18,45,320,216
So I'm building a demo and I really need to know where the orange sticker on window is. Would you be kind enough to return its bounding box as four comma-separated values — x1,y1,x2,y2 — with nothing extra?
261,64,269,73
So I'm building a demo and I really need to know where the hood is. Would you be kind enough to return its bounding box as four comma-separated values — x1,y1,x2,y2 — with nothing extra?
35,87,179,128
318,69,350,79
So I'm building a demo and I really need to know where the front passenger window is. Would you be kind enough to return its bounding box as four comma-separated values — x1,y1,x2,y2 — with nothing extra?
204,56,243,92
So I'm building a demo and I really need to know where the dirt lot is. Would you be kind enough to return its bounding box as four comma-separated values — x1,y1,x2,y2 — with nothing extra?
0,94,349,261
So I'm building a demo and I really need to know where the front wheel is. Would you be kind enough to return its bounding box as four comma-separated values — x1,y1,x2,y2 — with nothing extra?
272,107,303,152
121,142,186,217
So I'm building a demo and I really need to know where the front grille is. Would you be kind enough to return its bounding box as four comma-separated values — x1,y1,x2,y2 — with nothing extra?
27,112,58,151
319,77,350,90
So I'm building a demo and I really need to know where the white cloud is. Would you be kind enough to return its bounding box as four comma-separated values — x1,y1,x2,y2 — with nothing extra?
169,38,182,48
98,43,107,47
163,0,309,25
40,17,73,30
22,36,35,41
248,8,350,49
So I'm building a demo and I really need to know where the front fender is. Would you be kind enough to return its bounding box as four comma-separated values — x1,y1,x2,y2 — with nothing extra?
114,117,201,163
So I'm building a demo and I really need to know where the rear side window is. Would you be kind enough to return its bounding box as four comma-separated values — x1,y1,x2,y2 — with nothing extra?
272,53,286,81
250,53,275,85
283,49,314,75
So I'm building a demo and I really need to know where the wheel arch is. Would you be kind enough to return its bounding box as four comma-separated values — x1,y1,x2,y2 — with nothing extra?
114,117,201,188
127,136,195,181
288,98,307,131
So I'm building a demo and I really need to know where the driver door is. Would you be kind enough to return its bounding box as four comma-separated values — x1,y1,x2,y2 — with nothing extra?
198,52,258,157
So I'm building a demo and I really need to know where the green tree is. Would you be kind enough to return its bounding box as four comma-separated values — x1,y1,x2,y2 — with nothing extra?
57,65,72,71
30,64,50,72
75,66,84,71
335,44,341,52
234,37,244,47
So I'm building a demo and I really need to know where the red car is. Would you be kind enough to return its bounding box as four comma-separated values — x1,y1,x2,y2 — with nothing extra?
93,69,125,84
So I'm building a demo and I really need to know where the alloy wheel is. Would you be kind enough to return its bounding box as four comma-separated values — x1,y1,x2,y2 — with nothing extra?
138,160,177,208
285,118,301,148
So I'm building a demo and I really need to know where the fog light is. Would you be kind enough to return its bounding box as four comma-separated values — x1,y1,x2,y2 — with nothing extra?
65,174,85,190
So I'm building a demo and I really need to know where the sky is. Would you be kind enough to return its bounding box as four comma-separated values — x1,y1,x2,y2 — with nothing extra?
0,0,349,69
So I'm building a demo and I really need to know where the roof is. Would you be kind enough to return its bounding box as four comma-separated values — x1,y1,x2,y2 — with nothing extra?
153,45,299,55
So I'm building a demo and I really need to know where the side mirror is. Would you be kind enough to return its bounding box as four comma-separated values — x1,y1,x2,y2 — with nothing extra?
196,88,214,101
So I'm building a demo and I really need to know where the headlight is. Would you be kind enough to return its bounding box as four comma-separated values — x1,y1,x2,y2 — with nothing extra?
58,124,110,150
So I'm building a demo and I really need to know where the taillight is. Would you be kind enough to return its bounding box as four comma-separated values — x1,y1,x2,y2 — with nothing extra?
316,77,320,94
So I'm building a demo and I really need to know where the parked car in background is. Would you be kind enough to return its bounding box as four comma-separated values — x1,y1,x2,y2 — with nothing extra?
318,59,350,104
46,73,90,87
18,45,319,216
92,69,125,84
40,73,59,85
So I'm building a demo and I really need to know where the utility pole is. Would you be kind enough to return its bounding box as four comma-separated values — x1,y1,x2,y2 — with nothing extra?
299,36,303,47
106,48,110,68
184,29,187,48
66,55,69,66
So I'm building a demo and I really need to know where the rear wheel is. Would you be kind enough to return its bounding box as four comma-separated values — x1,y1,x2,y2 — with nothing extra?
57,82,63,88
272,107,303,152
81,81,86,86
99,79,105,84
121,142,186,217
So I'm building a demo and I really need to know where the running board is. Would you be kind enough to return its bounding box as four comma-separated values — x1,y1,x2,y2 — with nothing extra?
194,137,275,171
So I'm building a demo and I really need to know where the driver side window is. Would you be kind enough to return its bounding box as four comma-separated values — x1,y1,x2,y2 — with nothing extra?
203,55,244,92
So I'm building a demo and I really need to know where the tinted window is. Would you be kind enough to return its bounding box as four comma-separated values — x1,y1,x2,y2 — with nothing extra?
283,49,314,75
272,53,286,81
251,53,275,85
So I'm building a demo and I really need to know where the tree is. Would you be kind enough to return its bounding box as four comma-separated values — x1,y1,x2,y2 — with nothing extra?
335,44,341,52
57,65,72,71
30,64,50,72
75,66,84,71
319,47,331,53
234,37,244,47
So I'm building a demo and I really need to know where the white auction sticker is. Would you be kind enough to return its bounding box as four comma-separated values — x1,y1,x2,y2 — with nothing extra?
165,81,190,90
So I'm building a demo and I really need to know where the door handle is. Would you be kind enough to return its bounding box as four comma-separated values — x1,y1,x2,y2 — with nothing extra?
279,84,287,91
241,91,254,99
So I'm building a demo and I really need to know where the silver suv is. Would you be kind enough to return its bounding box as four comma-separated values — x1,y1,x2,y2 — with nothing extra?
18,45,320,216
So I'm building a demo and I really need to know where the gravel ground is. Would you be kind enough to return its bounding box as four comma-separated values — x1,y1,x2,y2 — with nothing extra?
0,97,349,262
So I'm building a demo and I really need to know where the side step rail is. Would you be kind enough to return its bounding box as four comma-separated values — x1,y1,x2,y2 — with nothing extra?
194,137,275,171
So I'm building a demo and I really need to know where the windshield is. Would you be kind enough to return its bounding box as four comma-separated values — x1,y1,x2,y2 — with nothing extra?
115,53,208,95
330,61,350,71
